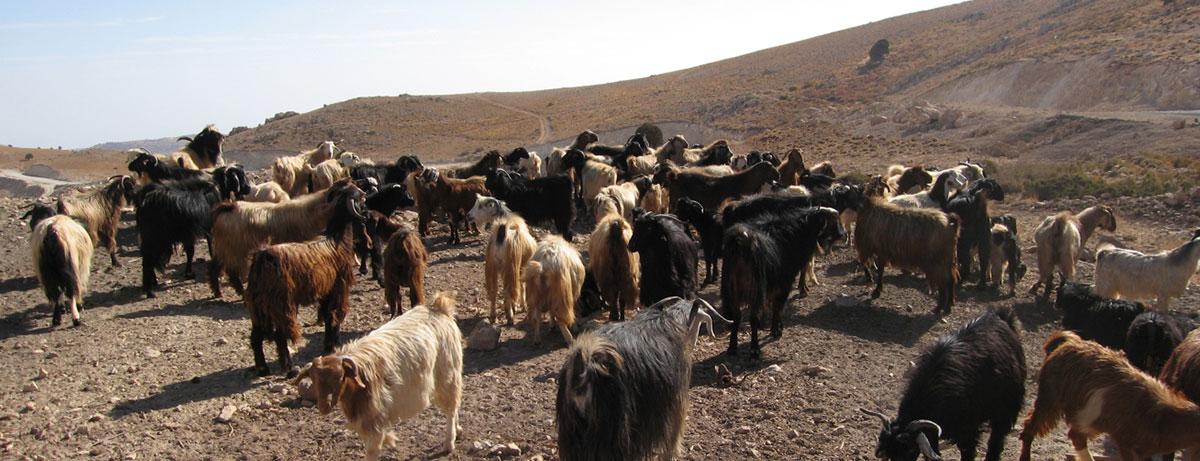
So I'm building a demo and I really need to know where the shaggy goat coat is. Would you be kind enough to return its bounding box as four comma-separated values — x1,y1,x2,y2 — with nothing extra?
134,178,221,297
56,176,134,267
588,208,639,321
869,308,1025,461
1018,331,1200,461
32,215,93,327
1094,237,1200,311
485,215,537,326
854,196,959,314
382,224,427,318
523,235,585,345
297,293,462,461
208,183,349,297
628,213,699,306
1161,330,1200,403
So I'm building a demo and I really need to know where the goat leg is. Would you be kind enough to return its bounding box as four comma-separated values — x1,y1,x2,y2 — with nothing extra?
274,330,293,377
51,301,63,327
250,325,270,376
182,240,195,278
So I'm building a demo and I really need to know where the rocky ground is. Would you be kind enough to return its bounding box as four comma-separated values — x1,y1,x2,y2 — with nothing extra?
0,192,1197,461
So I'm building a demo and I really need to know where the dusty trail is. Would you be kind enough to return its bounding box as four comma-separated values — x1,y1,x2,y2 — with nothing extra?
471,94,551,144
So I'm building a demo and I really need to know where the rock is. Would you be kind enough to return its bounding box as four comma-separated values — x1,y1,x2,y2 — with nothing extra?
144,348,161,358
467,321,501,351
87,413,104,422
44,351,58,359
765,364,782,374
789,429,800,439
22,383,38,393
801,366,831,377
267,383,288,394
255,401,274,410
833,296,857,308
21,402,35,413
32,349,44,355
737,425,753,434
750,448,762,458
298,378,317,402
36,368,48,380
868,115,888,126
215,337,229,346
215,404,237,423
469,441,487,454
1172,119,1187,130
487,442,521,458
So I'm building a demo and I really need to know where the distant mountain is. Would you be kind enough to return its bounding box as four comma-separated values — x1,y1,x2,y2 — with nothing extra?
90,136,185,154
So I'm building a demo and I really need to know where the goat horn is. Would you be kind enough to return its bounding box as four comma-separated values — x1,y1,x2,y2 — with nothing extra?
859,408,891,430
915,432,942,461
647,296,684,311
905,420,942,438
694,298,732,326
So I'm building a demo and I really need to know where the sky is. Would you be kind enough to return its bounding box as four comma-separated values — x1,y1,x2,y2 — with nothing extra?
0,0,961,148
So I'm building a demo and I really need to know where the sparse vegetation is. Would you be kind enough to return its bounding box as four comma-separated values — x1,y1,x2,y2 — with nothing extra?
989,154,1200,200
264,111,299,124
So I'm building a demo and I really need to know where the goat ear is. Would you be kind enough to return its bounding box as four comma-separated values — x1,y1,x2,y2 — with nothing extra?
342,357,367,388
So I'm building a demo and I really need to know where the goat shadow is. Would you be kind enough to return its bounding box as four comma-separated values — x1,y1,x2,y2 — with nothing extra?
1013,299,1059,331
691,351,787,389
459,316,559,376
116,297,244,322
429,252,484,267
0,283,151,341
792,298,940,347
109,367,256,420
0,276,39,295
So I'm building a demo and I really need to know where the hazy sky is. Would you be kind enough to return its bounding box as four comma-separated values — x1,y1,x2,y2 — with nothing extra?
0,0,960,148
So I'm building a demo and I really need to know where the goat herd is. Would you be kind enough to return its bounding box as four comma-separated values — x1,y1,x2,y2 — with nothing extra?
18,125,1200,460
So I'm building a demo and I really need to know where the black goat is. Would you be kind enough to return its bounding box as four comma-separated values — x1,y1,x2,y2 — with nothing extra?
864,307,1026,461
134,178,222,298
484,169,575,240
21,204,57,231
944,179,1004,288
349,155,423,187
1057,281,1146,350
1124,311,1196,376
127,152,208,183
691,142,733,166
674,198,723,285
354,184,417,280
721,207,844,357
211,165,251,200
627,210,698,306
556,297,727,461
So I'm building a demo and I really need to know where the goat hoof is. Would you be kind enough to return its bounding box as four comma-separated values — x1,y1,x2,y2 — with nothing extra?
145,291,156,299
254,366,271,377
72,319,82,327
770,330,782,339
51,318,62,327
285,368,299,379
869,290,882,299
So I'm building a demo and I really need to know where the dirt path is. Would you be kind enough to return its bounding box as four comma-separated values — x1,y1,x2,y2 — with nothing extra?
471,94,551,144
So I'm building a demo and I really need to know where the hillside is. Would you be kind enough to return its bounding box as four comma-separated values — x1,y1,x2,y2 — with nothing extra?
90,136,186,155
225,0,1200,165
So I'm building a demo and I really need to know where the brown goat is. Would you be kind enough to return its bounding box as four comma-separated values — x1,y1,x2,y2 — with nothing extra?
245,183,366,376
1018,330,1200,461
1162,329,1200,403
56,175,136,267
382,222,427,318
777,148,807,187
850,192,959,314
424,169,489,245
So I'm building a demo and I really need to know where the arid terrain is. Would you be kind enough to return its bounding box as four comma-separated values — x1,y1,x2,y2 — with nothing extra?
3,0,1200,459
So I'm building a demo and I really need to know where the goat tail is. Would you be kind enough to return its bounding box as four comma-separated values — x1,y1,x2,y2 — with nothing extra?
605,219,634,299
37,226,79,303
427,291,457,317
246,250,300,343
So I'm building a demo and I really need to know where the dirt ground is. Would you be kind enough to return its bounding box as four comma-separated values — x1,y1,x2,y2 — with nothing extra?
0,193,1197,461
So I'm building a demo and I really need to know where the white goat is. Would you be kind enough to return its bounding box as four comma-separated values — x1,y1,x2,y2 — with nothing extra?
1094,235,1200,311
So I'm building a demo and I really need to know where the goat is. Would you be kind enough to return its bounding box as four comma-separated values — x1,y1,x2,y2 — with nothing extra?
653,135,694,164
1094,235,1200,311
125,148,196,185
246,182,366,376
28,211,93,327
382,222,427,318
309,152,366,192
128,152,209,183
863,307,1025,461
1125,311,1193,377
1029,205,1117,299
849,190,960,314
294,292,462,460
483,168,574,240
425,169,489,245
811,161,835,178
886,165,934,196
212,165,289,203
208,180,359,298
450,150,502,179
593,181,639,224
468,195,513,231
350,155,424,188
722,207,844,356
588,202,639,321
562,148,618,209
674,198,723,286
174,124,225,169
777,148,807,187
1018,330,1200,461
355,184,417,280
988,223,1026,296
484,214,537,326
653,161,779,213
21,204,57,231
272,141,340,197
689,141,733,167
639,182,670,214
502,147,542,179
522,235,585,345
1161,329,1200,403
556,297,728,461
944,179,1005,289
889,170,966,209
628,211,699,306
928,161,985,189
134,178,221,298
56,175,136,267
1056,281,1146,351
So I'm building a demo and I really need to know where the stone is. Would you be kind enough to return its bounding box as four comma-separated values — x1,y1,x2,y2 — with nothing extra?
36,368,48,380
801,366,830,377
466,321,501,351
88,413,104,422
22,383,38,393
267,383,288,394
